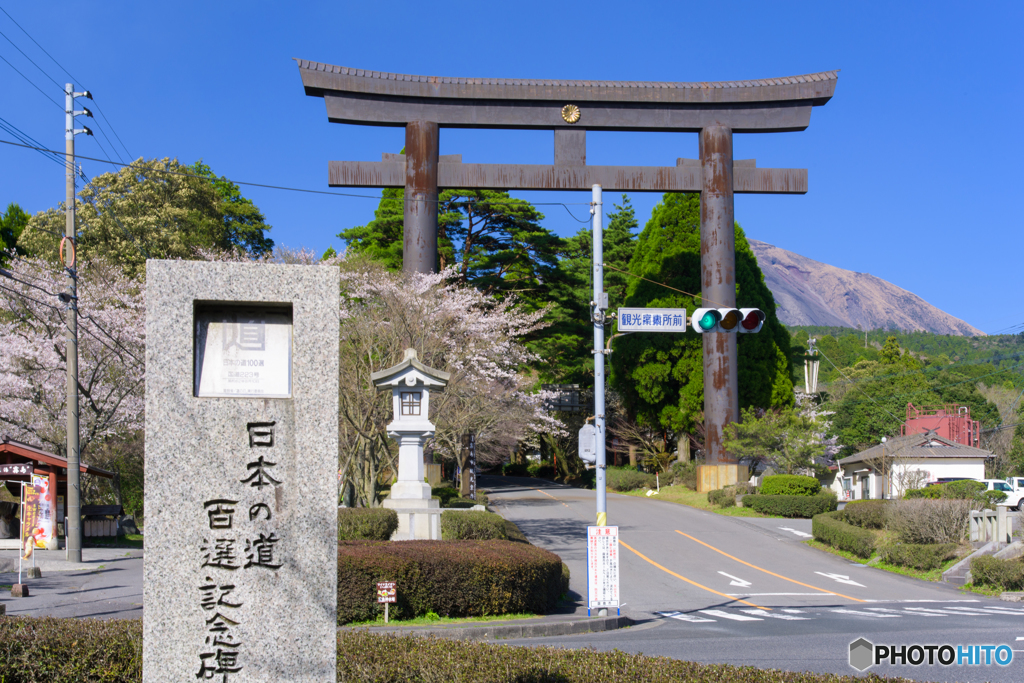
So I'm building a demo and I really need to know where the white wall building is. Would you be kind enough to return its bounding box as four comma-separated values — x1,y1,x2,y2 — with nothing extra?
835,430,991,501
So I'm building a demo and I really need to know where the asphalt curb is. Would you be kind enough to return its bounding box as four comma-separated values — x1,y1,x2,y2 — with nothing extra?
340,614,632,641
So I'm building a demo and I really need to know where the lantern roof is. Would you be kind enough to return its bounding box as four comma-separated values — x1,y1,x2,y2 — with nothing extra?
371,348,450,392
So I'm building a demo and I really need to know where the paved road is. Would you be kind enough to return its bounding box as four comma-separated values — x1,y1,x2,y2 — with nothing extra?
484,476,1024,682
0,548,143,620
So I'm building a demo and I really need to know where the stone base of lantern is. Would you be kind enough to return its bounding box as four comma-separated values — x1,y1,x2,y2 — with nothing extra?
382,497,442,540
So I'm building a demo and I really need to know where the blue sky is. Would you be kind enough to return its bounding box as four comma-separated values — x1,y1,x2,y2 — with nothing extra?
1,1,1021,334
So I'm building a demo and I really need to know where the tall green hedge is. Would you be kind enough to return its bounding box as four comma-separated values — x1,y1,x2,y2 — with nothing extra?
759,474,821,496
742,492,836,518
337,540,563,623
338,507,398,540
811,511,875,558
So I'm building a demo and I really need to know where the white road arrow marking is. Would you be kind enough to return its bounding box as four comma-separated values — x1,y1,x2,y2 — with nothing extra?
814,572,866,587
699,609,762,621
778,526,812,538
740,608,810,620
656,610,715,623
831,609,900,618
718,571,752,587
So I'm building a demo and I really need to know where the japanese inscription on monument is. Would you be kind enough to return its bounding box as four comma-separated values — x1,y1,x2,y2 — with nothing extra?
144,260,338,683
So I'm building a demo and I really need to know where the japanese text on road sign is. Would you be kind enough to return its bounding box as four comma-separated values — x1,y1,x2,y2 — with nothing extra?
617,308,687,333
587,526,620,610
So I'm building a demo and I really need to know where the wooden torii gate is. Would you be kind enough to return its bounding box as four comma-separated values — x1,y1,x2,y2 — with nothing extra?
297,60,837,468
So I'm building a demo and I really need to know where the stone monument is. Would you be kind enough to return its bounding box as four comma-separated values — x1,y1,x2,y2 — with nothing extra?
143,260,339,683
371,349,449,540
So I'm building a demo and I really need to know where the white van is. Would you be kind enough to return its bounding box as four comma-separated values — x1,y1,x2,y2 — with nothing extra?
1006,476,1024,492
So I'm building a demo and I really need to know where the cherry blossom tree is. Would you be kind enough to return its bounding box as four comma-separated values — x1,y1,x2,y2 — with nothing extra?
0,255,145,458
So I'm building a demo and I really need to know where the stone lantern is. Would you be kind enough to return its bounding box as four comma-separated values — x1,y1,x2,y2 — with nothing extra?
370,348,449,540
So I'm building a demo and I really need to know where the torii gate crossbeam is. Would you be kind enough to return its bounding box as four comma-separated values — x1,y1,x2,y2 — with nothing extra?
297,60,838,469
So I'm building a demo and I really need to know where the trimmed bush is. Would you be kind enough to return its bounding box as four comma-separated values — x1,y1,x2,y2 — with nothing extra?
743,492,837,518
441,510,508,540
446,497,482,509
501,462,529,477
338,507,398,541
431,486,461,506
527,462,555,479
904,486,940,499
941,479,985,500
842,500,888,529
971,556,1024,591
759,474,821,497
812,511,876,558
606,467,656,492
0,616,940,683
337,540,563,623
707,487,736,508
878,542,958,570
0,617,141,681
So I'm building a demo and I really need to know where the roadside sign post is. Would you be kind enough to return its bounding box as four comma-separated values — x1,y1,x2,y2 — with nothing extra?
377,581,397,623
587,526,620,617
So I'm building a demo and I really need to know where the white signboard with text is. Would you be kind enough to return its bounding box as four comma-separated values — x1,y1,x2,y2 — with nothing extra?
194,308,293,398
587,525,620,612
617,308,687,332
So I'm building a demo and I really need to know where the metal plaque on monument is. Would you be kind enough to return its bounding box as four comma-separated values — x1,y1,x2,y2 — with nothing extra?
144,260,339,683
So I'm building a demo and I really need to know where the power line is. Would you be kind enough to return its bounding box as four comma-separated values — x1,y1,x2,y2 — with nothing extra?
600,260,734,308
0,26,62,88
0,138,593,206
0,52,62,109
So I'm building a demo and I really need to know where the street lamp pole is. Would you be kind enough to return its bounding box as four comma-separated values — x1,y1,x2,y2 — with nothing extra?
881,436,887,500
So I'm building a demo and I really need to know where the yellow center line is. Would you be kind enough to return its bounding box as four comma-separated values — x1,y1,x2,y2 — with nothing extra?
619,539,768,610
673,530,865,603
534,489,573,511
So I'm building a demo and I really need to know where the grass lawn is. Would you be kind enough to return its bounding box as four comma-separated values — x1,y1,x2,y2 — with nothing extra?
346,612,539,628
617,485,776,517
83,533,143,549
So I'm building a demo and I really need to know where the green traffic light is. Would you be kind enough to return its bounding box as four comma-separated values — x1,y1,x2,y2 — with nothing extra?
698,311,718,331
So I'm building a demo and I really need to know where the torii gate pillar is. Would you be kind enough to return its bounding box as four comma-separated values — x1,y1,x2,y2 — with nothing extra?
404,121,439,274
700,126,738,466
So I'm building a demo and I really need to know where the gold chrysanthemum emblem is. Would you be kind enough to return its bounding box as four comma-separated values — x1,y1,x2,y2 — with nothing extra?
561,104,581,124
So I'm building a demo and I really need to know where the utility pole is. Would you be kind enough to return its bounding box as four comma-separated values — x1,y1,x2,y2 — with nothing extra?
591,184,607,528
64,83,91,563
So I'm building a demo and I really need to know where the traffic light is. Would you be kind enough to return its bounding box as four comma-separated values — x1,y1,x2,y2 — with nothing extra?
691,308,764,333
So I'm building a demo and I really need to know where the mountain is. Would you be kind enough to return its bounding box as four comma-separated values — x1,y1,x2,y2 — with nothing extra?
748,240,983,337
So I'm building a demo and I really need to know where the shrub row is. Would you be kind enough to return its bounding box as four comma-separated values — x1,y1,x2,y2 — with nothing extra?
432,486,461,506
337,539,564,623
885,498,972,545
971,555,1024,591
0,616,141,682
878,542,958,570
812,511,876,558
743,492,837,518
441,510,507,540
0,617,928,683
707,488,736,508
842,500,888,529
528,463,555,479
501,462,529,477
338,507,398,541
759,474,820,497
606,467,656,492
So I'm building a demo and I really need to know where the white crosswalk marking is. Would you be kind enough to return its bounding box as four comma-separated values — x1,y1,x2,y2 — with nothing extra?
740,608,810,620
831,609,900,618
781,609,809,614
900,607,957,616
656,611,715,623
699,609,762,621
864,608,905,614
947,606,1024,616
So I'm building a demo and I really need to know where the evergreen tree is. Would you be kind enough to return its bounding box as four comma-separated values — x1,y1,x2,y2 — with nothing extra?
609,192,793,434
339,188,559,312
0,203,29,264
531,195,637,383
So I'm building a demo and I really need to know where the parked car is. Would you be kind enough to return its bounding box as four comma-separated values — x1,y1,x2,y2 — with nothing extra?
980,479,1024,511
1006,476,1024,492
